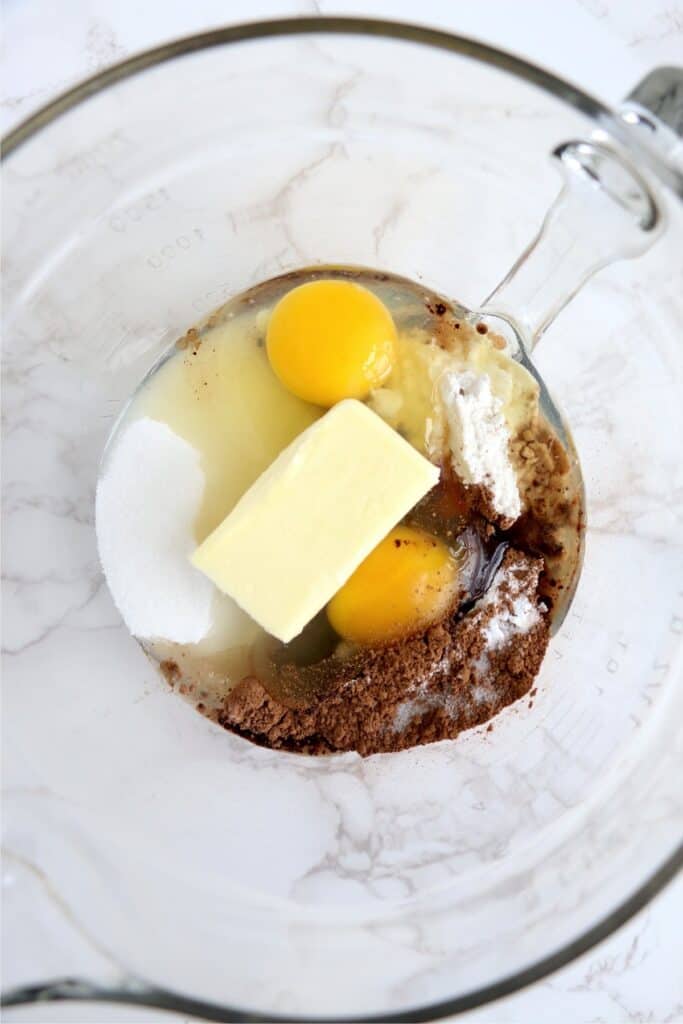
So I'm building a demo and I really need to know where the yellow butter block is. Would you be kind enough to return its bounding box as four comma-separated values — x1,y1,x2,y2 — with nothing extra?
191,399,439,643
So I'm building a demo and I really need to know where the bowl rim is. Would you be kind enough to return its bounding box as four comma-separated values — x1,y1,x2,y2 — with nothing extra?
1,15,681,1023
0,15,664,159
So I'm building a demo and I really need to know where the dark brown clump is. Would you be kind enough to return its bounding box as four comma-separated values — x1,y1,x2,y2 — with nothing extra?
425,297,452,318
160,660,180,686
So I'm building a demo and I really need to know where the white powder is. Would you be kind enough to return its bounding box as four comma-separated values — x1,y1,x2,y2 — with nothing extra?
470,683,495,704
393,556,543,733
483,594,540,650
439,370,521,522
392,652,457,732
96,417,215,643
393,693,433,733
477,561,542,659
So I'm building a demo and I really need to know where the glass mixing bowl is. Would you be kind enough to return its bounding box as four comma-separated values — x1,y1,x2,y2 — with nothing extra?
2,19,682,1021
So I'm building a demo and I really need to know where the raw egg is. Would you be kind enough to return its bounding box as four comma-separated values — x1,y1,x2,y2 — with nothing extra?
266,280,396,406
327,525,460,646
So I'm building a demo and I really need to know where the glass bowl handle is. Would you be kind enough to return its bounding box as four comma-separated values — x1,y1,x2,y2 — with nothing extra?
481,68,683,349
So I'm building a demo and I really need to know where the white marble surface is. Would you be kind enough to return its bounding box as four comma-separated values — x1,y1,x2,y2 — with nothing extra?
2,1,682,1022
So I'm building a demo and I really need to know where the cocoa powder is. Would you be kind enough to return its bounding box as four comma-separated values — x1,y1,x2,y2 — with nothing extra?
218,550,549,756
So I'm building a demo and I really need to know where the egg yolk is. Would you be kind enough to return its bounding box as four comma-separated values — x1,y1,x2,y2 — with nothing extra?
327,525,460,646
266,280,396,407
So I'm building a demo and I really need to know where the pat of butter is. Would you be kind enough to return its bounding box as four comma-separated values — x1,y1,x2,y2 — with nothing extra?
191,399,439,643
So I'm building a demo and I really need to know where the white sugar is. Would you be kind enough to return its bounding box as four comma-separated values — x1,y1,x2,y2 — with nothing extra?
96,417,215,643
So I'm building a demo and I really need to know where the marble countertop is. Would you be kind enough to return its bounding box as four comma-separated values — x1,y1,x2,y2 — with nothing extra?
2,1,682,1022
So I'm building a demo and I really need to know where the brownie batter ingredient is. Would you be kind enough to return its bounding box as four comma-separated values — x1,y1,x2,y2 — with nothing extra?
218,550,549,756
439,369,521,524
191,400,439,644
98,264,583,758
327,524,461,646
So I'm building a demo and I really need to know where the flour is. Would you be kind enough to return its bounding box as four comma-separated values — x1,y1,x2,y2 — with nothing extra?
439,370,521,522
392,653,455,732
475,560,543,678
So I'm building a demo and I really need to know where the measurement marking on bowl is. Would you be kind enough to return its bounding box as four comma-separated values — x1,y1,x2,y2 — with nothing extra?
145,228,204,269
107,188,171,232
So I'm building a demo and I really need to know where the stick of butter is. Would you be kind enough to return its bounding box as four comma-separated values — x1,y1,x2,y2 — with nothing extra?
191,399,439,643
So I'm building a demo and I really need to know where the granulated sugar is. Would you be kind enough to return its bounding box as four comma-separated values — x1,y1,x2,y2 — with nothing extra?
96,417,214,643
